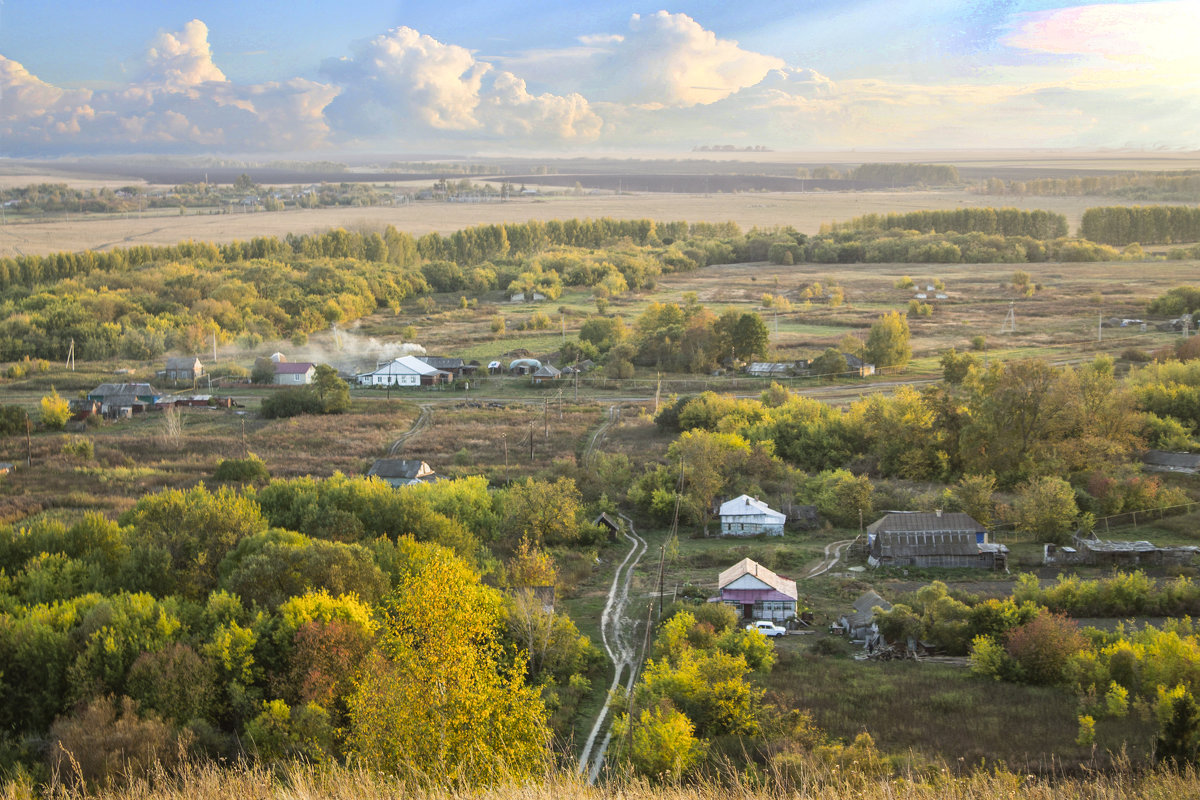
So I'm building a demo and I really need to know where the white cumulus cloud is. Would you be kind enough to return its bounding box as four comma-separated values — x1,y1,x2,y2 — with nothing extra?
144,19,228,89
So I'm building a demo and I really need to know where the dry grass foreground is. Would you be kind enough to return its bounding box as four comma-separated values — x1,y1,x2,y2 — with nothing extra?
0,191,1144,258
5,762,1200,800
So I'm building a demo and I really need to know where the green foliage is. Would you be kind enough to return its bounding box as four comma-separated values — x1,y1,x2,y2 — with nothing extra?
39,389,70,430
244,700,334,764
827,207,1067,238
804,469,873,528
1081,206,1200,246
865,311,911,369
346,548,549,784
0,404,28,435
611,705,707,782
1011,476,1078,543
1147,286,1200,317
213,453,271,485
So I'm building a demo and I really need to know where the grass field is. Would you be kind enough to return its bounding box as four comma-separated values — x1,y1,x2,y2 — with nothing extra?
0,189,1184,258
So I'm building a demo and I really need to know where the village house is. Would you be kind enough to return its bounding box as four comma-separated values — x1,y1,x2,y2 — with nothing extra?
356,356,450,387
715,558,798,623
86,383,162,416
719,494,786,536
838,590,892,645
844,353,876,377
508,358,542,376
531,363,561,384
272,362,316,385
366,459,438,487
867,510,1007,569
163,356,204,383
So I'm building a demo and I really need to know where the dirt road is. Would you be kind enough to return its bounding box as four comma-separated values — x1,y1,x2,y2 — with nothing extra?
805,538,857,579
576,512,647,782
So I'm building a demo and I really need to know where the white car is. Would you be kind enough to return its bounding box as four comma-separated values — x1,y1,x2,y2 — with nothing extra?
746,620,787,637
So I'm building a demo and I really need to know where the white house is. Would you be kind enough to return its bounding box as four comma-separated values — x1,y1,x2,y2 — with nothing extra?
716,558,798,622
356,355,440,387
719,495,786,536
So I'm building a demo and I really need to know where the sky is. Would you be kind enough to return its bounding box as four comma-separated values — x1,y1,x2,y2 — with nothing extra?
1,0,1197,158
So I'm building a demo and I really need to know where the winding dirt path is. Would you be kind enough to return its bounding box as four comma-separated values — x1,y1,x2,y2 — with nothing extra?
387,403,433,455
805,538,856,579
582,404,620,467
576,512,647,783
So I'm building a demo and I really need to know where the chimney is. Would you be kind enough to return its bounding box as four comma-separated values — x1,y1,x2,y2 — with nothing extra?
935,508,943,518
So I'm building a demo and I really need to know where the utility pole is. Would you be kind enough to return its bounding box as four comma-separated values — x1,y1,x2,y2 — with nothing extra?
212,331,217,363
544,398,549,439
25,417,32,467
65,338,75,371
529,421,535,462
657,543,666,618
241,418,247,457
1098,312,1102,343
502,433,509,482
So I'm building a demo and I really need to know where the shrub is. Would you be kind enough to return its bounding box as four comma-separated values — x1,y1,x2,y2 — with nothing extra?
40,389,70,430
261,387,323,418
47,696,189,787
213,454,271,484
1004,612,1086,685
61,436,94,460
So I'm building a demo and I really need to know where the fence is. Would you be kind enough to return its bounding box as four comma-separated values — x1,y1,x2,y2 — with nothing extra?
989,500,1200,544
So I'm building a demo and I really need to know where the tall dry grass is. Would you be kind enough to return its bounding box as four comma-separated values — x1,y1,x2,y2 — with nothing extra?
7,760,1200,800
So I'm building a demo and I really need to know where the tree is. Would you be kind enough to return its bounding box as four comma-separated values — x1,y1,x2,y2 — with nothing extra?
1004,612,1086,685
864,311,911,369
499,478,588,546
809,348,848,379
40,389,70,430
1011,476,1078,544
346,549,549,784
611,705,706,782
312,365,350,414
954,474,997,526
669,429,752,533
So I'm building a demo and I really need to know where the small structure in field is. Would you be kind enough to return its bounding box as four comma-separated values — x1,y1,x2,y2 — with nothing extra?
531,363,561,384
867,510,1007,569
1142,450,1200,475
839,590,892,644
843,353,876,377
715,558,798,623
1045,532,1199,568
719,495,786,536
0,463,13,477
593,512,623,541
273,362,316,385
508,358,541,376
164,356,204,383
746,362,795,378
419,356,475,378
366,458,438,487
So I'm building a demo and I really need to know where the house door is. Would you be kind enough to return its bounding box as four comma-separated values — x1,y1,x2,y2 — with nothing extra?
742,604,754,620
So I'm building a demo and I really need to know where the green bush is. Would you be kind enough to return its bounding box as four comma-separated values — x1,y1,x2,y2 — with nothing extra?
213,454,271,484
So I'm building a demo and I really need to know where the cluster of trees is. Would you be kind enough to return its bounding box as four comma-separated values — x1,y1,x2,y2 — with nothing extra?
977,171,1200,202
794,228,1122,265
0,474,606,783
849,163,961,186
876,574,1200,762
641,354,1196,534
260,367,351,419
562,299,769,375
1080,206,1200,246
825,208,1068,239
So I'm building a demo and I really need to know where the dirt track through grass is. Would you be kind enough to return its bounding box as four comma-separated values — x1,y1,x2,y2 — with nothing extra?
577,513,647,783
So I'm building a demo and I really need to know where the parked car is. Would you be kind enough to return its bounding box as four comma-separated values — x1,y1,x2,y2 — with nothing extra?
746,620,787,637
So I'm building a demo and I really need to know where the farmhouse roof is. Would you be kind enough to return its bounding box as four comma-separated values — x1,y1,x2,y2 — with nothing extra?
165,356,201,369
843,353,873,369
89,382,159,398
846,590,892,628
532,364,561,378
867,511,984,535
718,558,798,600
719,494,785,521
274,362,315,374
367,459,435,481
1142,450,1200,472
419,356,465,370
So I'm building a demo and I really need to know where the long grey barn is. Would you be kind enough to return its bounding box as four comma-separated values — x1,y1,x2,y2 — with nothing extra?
867,511,1007,570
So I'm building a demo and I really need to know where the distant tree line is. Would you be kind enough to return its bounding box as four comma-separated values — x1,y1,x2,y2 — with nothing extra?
1080,206,1200,246
977,170,1200,201
825,208,1068,239
849,163,960,186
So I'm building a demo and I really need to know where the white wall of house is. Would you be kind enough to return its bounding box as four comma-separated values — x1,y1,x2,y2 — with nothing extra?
720,514,785,535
